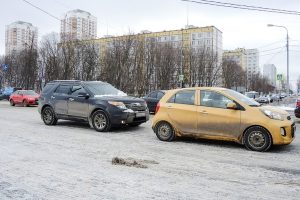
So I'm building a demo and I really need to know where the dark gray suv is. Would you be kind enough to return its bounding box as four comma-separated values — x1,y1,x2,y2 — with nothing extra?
38,80,149,132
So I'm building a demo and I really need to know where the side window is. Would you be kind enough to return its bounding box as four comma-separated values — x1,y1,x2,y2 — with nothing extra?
157,92,164,100
54,85,71,95
168,90,195,105
71,85,86,96
149,92,157,98
200,90,233,109
42,83,55,94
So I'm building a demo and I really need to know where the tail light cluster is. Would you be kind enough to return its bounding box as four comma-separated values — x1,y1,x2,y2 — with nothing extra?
296,99,300,107
155,102,160,114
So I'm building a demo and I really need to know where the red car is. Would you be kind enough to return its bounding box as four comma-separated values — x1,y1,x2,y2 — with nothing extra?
9,90,39,107
295,98,300,118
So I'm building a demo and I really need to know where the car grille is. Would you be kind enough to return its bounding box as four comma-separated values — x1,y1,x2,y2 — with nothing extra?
125,103,146,111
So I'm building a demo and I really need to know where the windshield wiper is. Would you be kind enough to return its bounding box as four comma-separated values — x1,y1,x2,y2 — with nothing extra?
249,104,261,107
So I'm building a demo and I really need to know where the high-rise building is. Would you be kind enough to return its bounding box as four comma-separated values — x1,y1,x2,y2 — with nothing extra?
61,9,97,41
263,64,277,87
223,48,247,70
245,49,259,81
5,21,38,55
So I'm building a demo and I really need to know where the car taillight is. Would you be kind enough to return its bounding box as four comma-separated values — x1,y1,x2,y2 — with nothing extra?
155,102,160,114
297,100,300,107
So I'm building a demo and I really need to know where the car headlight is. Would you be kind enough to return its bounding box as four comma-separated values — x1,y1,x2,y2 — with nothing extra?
108,101,127,109
260,108,284,121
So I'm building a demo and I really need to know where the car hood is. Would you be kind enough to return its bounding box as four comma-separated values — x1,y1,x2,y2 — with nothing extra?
94,95,145,103
261,105,290,115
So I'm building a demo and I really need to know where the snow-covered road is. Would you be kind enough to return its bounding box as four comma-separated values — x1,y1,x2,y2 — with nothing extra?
0,101,299,200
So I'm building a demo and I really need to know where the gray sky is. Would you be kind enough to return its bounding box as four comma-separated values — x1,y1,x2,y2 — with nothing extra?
1,0,300,88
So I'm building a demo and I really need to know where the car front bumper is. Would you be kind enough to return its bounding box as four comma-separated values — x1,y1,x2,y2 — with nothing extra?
271,121,296,145
110,109,150,126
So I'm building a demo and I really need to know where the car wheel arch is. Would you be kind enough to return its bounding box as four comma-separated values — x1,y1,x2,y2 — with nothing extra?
241,125,273,145
154,120,178,134
89,108,110,127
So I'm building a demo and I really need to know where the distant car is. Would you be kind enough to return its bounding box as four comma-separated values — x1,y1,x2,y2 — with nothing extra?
143,90,166,113
0,92,5,100
295,99,300,118
9,90,39,106
1,87,22,100
256,96,270,104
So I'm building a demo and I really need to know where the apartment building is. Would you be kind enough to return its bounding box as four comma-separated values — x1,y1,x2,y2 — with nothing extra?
245,49,259,81
5,21,38,55
223,48,247,70
61,9,97,41
263,64,277,87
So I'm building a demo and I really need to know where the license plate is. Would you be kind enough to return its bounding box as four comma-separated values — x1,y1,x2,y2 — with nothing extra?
136,112,146,117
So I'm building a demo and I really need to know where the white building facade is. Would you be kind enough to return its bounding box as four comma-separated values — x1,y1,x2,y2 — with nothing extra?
263,64,277,87
5,21,38,55
60,9,97,41
245,49,259,81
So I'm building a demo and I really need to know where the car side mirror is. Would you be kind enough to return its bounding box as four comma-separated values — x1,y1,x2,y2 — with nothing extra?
78,92,90,99
227,102,237,110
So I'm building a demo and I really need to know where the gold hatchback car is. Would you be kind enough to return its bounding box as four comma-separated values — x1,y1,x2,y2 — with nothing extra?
152,87,295,152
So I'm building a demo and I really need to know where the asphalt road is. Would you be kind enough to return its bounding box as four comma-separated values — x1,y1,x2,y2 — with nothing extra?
0,101,300,200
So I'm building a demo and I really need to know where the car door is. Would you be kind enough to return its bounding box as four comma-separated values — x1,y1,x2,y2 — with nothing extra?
197,90,241,139
166,90,197,134
52,84,70,115
67,85,89,118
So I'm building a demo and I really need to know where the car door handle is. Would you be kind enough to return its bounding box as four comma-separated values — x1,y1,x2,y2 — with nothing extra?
51,96,55,99
69,98,74,101
200,110,208,114
167,106,173,109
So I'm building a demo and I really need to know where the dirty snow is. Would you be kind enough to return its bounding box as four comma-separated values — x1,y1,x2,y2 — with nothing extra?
0,101,300,200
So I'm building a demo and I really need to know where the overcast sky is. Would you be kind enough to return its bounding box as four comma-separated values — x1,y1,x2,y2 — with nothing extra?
1,0,300,89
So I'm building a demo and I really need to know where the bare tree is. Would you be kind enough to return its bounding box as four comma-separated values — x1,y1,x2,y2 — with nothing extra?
222,59,246,89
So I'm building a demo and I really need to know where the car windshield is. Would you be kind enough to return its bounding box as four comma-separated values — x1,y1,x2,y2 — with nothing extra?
224,89,260,107
84,82,127,96
22,90,37,96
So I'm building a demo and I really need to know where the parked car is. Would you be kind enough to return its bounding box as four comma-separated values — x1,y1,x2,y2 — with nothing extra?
256,96,270,104
143,90,166,113
9,90,40,106
1,87,22,100
0,91,5,100
38,80,149,131
294,98,300,118
152,87,295,152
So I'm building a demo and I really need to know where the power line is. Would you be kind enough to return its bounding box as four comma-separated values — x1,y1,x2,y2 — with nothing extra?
257,40,285,49
259,46,285,53
22,0,61,21
181,0,300,15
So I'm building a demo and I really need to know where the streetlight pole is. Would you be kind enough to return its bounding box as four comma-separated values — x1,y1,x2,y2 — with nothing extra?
267,24,289,95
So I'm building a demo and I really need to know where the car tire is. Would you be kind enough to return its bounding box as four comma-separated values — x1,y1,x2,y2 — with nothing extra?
10,99,15,106
155,121,175,142
23,100,29,107
244,126,272,152
42,106,57,126
92,110,111,132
